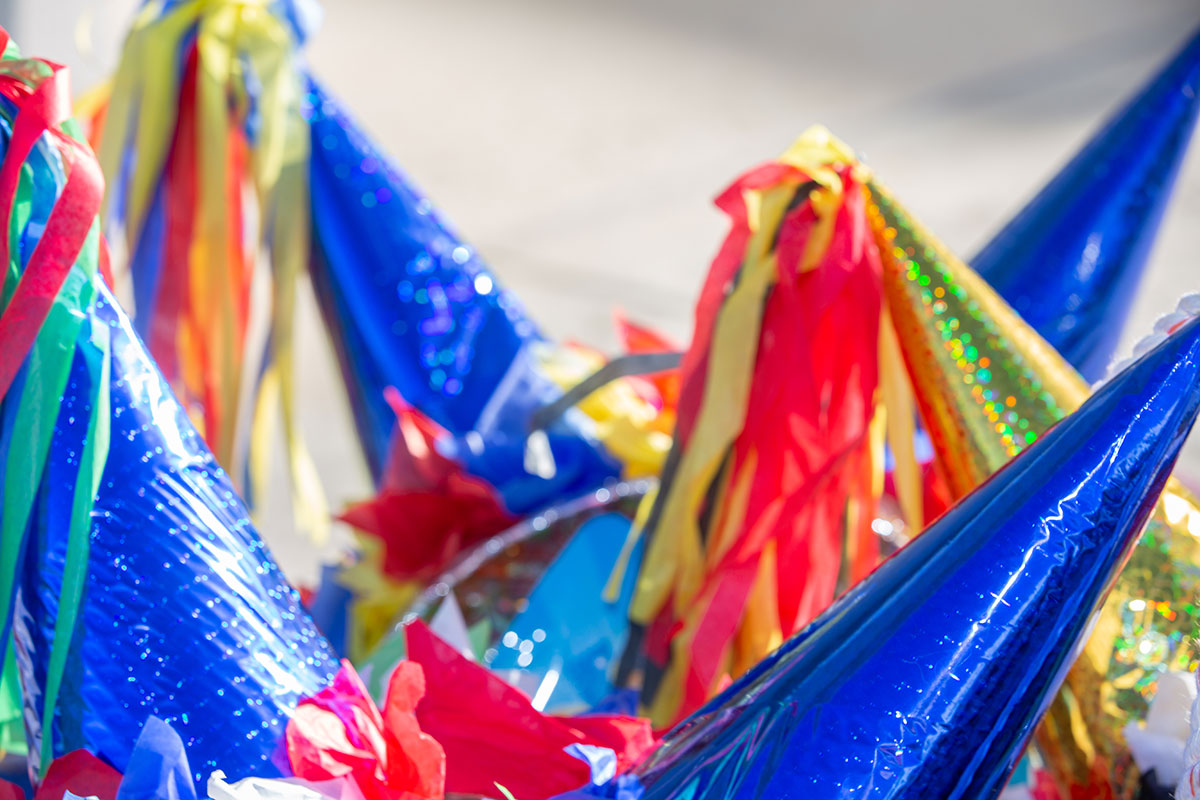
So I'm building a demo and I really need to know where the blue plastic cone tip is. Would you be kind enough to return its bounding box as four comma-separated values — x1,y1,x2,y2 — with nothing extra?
16,286,338,790
633,315,1200,799
972,27,1200,381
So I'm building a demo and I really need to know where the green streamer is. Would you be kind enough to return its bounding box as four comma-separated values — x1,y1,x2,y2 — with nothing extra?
0,644,26,757
0,43,111,772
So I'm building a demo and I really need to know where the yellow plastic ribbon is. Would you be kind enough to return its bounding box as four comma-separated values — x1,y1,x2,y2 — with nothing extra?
98,1,192,249
629,128,861,630
878,306,922,528
537,343,673,479
338,533,418,660
98,0,328,542
629,183,788,626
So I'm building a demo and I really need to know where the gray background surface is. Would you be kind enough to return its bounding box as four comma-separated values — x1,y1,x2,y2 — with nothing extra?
8,0,1200,582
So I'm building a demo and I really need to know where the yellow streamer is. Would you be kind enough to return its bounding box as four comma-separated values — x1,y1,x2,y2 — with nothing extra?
630,127,862,630
878,306,922,528
98,0,328,542
630,190,786,625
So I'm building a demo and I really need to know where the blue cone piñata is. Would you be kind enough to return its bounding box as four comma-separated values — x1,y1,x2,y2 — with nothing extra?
0,29,338,790
97,0,621,522
305,79,620,510
15,285,339,787
305,77,542,466
624,314,1200,799
972,26,1200,381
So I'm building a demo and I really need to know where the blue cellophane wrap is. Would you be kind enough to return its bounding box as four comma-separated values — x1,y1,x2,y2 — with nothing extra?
631,317,1200,799
972,26,1200,381
115,717,196,800
305,78,543,449
489,512,645,713
304,78,619,506
552,775,644,800
442,421,622,516
12,285,338,787
306,563,352,658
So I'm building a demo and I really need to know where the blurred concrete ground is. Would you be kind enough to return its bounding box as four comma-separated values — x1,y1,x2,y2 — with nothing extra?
9,0,1200,582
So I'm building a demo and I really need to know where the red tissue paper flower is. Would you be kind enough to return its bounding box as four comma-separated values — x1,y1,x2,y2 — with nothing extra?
339,388,514,582
0,750,125,800
404,621,656,800
286,658,446,800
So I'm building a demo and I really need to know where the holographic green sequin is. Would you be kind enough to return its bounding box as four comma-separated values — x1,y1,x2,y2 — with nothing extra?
867,182,1087,496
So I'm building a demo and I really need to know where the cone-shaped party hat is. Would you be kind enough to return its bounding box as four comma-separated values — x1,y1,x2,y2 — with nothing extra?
0,28,338,789
971,26,1200,381
13,285,339,785
632,313,1200,799
869,182,1089,491
869,182,1200,796
306,79,626,512
97,0,657,556
306,78,553,473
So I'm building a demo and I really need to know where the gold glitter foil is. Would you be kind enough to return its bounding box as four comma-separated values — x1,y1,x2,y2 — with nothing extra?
867,183,1086,493
867,180,1200,799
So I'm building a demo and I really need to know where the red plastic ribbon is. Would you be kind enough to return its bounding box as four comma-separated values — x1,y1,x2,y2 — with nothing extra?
0,51,104,401
152,44,200,382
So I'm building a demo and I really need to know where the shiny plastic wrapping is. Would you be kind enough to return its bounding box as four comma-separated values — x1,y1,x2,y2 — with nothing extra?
632,317,1200,799
14,286,338,786
869,182,1200,796
305,76,542,465
971,27,1200,381
306,79,618,503
361,482,647,710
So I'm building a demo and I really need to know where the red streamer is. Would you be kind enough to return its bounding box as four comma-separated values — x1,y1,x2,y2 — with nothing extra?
0,43,104,401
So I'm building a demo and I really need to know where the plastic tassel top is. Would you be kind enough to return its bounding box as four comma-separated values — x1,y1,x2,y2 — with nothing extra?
624,127,897,728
